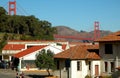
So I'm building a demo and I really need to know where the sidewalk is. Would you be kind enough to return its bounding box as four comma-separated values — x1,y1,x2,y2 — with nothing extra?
23,70,53,78
0,68,53,78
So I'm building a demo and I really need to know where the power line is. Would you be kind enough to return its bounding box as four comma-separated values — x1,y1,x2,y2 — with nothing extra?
17,2,29,15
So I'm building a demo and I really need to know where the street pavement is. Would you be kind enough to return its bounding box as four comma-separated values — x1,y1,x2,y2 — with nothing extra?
0,69,16,78
0,69,53,78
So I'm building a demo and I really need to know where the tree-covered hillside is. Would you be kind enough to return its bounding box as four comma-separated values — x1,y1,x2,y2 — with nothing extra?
0,7,57,40
0,6,57,52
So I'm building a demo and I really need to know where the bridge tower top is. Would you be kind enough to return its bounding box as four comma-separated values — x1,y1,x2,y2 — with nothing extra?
8,0,16,15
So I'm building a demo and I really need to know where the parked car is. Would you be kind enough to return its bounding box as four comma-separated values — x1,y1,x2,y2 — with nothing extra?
0,60,7,69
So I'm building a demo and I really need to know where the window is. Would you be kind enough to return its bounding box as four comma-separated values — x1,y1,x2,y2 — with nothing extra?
111,62,114,72
65,59,70,67
89,61,91,70
105,62,108,72
56,60,60,70
77,61,82,71
105,44,113,54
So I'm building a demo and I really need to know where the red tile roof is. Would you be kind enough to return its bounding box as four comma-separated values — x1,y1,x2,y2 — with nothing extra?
69,42,90,45
14,45,46,58
3,44,25,50
54,45,100,60
96,31,120,42
8,40,67,43
86,52,100,60
86,44,99,50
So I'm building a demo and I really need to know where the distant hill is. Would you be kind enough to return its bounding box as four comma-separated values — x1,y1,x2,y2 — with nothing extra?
55,26,112,41
55,26,80,35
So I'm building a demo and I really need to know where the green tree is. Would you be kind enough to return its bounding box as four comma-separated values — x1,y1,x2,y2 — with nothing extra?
0,6,57,41
0,7,8,32
0,7,7,15
35,49,55,76
0,33,7,52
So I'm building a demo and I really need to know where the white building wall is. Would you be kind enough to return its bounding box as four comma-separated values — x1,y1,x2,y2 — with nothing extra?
25,43,67,51
81,60,88,78
22,51,38,60
2,50,22,55
71,61,77,78
91,61,101,77
71,60,88,78
44,46,63,54
8,41,69,46
2,50,23,60
21,46,63,60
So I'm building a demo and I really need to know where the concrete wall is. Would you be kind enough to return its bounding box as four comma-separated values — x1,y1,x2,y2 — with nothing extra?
99,42,120,60
99,42,120,74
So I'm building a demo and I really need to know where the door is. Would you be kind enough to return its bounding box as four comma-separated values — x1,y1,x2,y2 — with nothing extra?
95,65,99,76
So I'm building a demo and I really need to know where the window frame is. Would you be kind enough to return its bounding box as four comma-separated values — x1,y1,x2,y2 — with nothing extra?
77,61,82,71
111,62,114,72
89,61,91,70
105,62,108,72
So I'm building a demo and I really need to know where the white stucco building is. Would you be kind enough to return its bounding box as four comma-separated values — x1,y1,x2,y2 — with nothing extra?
2,40,69,70
54,45,101,78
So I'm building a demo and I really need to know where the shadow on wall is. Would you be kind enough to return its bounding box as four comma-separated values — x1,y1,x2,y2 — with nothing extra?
112,71,120,78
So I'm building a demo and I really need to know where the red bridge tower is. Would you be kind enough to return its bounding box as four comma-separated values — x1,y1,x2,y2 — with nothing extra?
94,21,100,40
8,0,16,15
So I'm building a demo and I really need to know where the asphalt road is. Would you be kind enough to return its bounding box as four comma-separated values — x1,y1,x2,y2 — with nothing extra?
0,69,16,78
0,69,53,78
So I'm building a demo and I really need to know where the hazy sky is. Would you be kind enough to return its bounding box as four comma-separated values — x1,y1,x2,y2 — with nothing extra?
0,0,120,32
